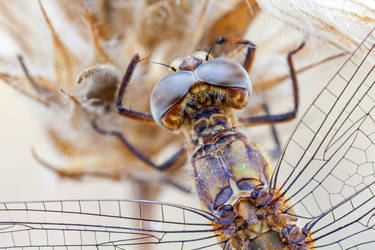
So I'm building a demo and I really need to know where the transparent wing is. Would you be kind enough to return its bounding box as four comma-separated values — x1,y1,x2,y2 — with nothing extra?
271,27,375,249
0,200,224,249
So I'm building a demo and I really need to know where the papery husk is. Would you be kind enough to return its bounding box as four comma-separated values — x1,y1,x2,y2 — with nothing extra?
0,0,370,201
256,0,375,52
0,0,255,200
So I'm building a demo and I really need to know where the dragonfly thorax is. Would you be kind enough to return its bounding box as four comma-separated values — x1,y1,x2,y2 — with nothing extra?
188,108,234,145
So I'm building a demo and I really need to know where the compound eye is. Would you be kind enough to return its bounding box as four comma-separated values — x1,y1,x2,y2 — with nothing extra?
195,58,252,95
150,71,195,127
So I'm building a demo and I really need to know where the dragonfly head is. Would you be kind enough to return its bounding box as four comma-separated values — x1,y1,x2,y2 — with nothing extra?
150,54,253,131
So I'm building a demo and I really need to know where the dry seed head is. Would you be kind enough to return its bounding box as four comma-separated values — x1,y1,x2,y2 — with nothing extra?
0,0,370,199
257,0,375,52
76,64,121,112
0,1,244,192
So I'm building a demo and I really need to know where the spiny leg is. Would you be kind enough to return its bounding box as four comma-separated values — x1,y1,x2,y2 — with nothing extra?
262,101,282,158
116,54,154,122
63,81,187,182
91,119,186,172
239,42,305,125
89,53,187,173
209,37,256,72
37,89,189,191
249,49,344,157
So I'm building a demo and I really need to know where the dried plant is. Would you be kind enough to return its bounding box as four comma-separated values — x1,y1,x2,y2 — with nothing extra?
257,0,375,51
0,0,255,201
0,0,373,203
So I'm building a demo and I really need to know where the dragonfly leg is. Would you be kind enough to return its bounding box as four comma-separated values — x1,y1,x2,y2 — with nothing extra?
90,54,187,180
262,102,282,158
210,37,256,72
116,53,155,123
91,119,186,172
239,42,305,125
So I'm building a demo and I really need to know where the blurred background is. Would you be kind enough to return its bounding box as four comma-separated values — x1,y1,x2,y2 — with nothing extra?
0,0,370,210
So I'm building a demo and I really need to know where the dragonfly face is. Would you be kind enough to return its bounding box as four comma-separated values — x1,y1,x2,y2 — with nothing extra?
150,52,252,130
1,29,375,249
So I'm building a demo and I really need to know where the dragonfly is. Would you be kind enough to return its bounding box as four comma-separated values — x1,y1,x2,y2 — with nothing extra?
1,25,375,249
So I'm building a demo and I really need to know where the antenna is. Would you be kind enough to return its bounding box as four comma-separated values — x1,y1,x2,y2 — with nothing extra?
152,62,177,72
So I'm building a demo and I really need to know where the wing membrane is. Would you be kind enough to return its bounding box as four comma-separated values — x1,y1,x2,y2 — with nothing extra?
271,28,375,249
0,200,223,249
